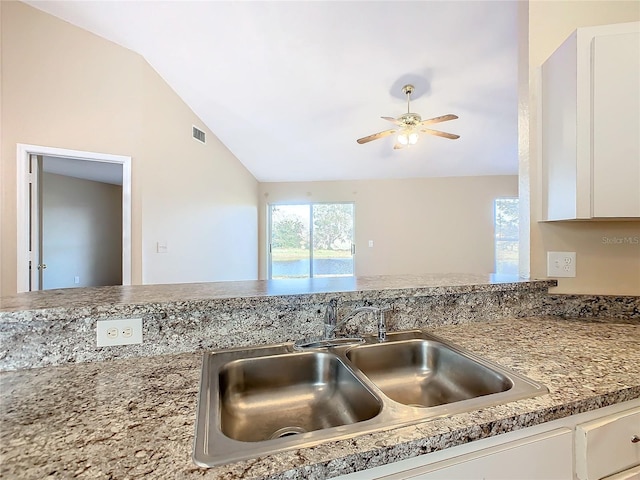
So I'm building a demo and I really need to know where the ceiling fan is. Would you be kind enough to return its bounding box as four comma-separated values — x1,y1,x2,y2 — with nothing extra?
357,84,459,149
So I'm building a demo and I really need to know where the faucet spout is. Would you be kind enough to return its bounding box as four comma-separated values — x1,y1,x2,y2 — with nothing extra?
323,301,388,342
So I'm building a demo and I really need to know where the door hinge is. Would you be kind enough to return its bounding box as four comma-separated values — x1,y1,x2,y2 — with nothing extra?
351,244,356,255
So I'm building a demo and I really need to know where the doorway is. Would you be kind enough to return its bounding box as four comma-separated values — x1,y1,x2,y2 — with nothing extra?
17,144,132,292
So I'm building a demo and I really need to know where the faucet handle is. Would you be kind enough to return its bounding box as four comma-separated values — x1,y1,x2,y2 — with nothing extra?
324,299,338,322
323,298,339,339
376,308,388,343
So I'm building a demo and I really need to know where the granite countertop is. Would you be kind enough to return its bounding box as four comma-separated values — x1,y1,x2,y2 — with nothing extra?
1,316,639,479
0,274,552,314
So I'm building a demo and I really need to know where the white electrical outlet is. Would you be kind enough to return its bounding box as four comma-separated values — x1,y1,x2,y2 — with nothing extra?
96,318,143,347
547,252,577,278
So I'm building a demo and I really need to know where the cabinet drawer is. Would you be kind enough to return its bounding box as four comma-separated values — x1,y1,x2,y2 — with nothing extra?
601,465,640,480
576,407,640,480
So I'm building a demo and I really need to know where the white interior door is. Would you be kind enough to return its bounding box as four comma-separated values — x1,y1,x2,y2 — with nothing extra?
28,154,44,291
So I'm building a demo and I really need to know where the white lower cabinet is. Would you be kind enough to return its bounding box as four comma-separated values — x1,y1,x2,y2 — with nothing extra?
379,428,572,480
575,407,640,480
335,399,640,480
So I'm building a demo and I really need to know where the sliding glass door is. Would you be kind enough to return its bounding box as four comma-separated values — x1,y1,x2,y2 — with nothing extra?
270,204,311,278
269,203,354,279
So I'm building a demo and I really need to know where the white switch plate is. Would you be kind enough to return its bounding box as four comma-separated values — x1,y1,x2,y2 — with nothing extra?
96,318,143,347
547,252,577,278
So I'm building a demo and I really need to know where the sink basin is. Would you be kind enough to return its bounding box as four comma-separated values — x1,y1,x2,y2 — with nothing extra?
193,331,547,467
219,351,381,442
347,339,512,408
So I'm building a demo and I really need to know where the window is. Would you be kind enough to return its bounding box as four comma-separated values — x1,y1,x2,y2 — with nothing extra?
494,198,519,275
269,203,355,279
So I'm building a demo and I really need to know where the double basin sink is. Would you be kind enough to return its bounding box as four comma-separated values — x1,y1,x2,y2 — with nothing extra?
193,330,547,466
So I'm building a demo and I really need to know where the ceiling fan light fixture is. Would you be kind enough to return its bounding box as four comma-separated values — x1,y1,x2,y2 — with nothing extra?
398,129,419,146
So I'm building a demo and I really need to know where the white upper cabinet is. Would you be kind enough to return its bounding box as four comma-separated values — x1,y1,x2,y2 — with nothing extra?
541,22,640,221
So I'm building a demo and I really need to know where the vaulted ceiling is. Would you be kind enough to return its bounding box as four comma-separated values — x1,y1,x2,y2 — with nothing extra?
25,1,520,182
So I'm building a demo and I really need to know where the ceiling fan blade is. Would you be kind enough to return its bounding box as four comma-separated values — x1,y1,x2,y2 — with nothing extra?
420,128,460,140
393,143,405,150
381,116,402,126
356,129,396,144
419,114,458,126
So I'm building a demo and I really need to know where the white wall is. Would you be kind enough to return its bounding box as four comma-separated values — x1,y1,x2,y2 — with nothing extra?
259,176,518,279
0,2,259,294
42,173,122,289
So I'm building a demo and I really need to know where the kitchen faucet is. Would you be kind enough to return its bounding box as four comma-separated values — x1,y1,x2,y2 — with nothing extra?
293,298,387,350
323,298,387,343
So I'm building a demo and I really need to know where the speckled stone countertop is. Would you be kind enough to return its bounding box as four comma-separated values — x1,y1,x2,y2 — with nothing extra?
1,275,569,371
1,316,638,479
0,274,550,313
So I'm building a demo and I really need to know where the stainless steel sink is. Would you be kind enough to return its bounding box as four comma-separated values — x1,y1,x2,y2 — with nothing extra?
346,339,512,408
219,351,381,442
193,330,547,467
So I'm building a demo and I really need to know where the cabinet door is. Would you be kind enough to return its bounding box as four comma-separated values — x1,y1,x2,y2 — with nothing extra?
337,428,573,480
398,428,572,480
592,32,640,217
575,407,640,480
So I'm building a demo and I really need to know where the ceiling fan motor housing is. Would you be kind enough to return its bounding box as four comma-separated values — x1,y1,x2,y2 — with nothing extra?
399,113,422,127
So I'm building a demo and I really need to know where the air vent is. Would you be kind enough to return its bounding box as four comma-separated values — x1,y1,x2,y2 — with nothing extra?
192,126,206,144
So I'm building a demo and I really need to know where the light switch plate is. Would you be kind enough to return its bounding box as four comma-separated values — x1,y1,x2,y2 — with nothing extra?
547,252,577,278
97,318,143,346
